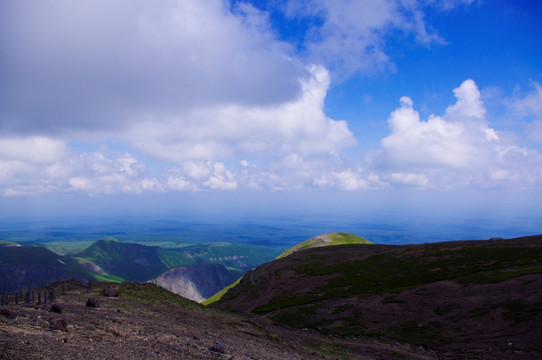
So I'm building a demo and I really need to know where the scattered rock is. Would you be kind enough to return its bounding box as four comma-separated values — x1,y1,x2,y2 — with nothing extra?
86,298,99,308
0,308,16,319
209,342,225,354
50,303,63,313
49,318,68,332
103,288,119,297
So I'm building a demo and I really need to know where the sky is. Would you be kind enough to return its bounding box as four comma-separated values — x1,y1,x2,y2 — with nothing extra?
1,0,541,237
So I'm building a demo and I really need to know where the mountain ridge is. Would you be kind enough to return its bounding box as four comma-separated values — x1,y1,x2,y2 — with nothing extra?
204,232,370,304
215,235,542,359
0,238,281,302
277,232,372,259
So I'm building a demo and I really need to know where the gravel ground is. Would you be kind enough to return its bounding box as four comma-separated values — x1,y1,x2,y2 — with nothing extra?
0,280,432,360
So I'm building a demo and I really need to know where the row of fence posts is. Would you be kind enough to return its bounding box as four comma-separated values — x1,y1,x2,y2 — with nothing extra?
1,279,93,306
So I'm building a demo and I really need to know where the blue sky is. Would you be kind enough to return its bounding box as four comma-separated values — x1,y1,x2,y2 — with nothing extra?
1,0,541,235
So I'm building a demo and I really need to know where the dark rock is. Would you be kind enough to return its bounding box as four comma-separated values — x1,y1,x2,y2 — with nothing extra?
86,298,99,308
209,342,225,354
0,308,16,319
49,318,68,332
103,288,119,297
50,303,63,313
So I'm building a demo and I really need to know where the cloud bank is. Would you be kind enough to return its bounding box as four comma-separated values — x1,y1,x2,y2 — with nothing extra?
0,0,540,196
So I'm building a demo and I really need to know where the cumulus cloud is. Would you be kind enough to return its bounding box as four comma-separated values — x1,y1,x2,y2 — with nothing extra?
369,79,542,188
166,161,237,191
0,140,161,196
125,65,356,162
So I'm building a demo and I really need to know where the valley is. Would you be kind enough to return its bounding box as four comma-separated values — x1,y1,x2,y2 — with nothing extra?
0,238,282,302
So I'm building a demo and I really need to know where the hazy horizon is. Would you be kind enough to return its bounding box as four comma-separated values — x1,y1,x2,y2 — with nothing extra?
2,188,540,247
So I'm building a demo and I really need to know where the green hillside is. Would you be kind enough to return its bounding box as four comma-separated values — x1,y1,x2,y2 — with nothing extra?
277,232,372,259
75,238,168,282
0,240,20,247
204,232,371,305
0,245,94,291
202,277,242,305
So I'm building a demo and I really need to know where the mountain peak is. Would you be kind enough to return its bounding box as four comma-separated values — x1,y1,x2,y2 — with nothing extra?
277,232,372,259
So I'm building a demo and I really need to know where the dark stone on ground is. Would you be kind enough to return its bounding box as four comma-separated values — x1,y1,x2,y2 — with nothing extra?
50,304,63,313
86,298,99,308
49,318,68,332
0,308,16,319
209,342,225,353
103,288,119,297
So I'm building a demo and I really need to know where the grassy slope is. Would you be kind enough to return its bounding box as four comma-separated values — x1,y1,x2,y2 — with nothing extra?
252,238,542,313
0,240,20,246
205,232,371,305
216,235,542,351
277,232,372,259
74,238,168,282
202,277,242,305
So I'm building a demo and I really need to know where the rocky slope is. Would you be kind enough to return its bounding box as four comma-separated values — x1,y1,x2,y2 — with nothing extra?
215,235,542,359
0,280,434,360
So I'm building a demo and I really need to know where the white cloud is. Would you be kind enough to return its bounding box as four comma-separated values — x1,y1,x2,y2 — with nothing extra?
0,137,67,164
510,82,542,142
280,0,464,78
166,161,237,191
313,168,383,191
369,79,542,188
0,140,161,196
0,0,305,137
124,65,356,162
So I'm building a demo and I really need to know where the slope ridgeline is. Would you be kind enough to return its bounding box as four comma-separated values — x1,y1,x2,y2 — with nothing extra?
203,232,371,305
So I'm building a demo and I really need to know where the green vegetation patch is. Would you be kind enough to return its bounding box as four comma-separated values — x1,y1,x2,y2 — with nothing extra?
247,239,542,340
203,277,243,305
287,242,542,302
